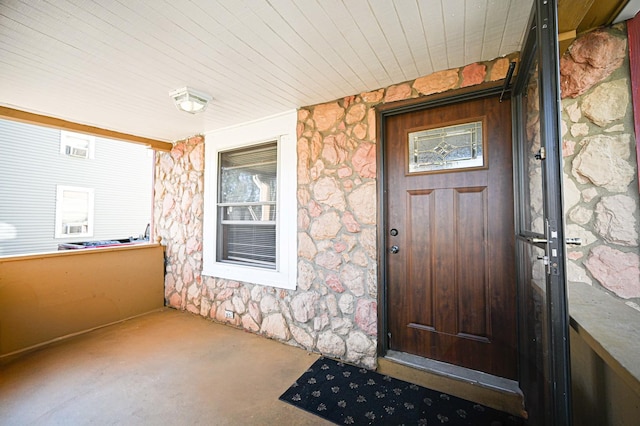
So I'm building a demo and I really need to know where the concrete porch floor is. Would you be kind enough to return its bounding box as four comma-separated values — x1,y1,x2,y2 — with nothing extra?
0,308,332,425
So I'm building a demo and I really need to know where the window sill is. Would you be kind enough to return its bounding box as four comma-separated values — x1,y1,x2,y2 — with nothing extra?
0,242,160,263
568,282,640,396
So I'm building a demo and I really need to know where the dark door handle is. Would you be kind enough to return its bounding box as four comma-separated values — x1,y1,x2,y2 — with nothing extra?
390,245,399,254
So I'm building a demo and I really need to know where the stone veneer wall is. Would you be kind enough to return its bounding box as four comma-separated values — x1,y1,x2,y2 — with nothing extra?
154,136,205,314
559,24,640,306
155,55,518,369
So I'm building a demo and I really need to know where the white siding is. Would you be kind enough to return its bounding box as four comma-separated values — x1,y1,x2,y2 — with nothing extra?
0,119,153,256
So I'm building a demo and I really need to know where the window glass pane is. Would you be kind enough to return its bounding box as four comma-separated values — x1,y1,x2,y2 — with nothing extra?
222,223,276,266
520,60,545,235
218,142,277,268
221,205,276,222
220,143,277,204
408,121,483,173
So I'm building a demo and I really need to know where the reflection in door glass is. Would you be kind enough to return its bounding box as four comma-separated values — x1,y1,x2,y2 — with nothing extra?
518,239,551,422
521,63,545,234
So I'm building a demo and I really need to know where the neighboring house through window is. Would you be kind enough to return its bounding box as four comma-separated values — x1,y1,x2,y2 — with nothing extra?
202,110,297,289
0,118,153,256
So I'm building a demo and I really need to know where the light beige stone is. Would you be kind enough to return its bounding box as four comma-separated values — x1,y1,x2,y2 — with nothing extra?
347,182,376,224
298,232,317,260
309,159,325,181
360,228,377,260
571,123,589,137
340,264,365,297
367,109,376,142
346,103,367,125
313,176,346,210
298,208,310,230
605,124,625,133
331,317,353,336
413,69,459,95
297,137,311,184
241,314,260,332
569,205,593,225
352,123,367,140
563,175,581,213
248,301,262,324
260,313,291,340
297,188,311,206
291,292,318,323
290,324,314,348
188,142,204,172
582,79,630,127
565,102,582,122
317,331,346,357
594,195,638,246
314,313,330,331
562,139,576,157
259,294,279,314
339,294,355,315
310,211,342,240
571,134,634,192
315,250,342,271
311,131,323,162
232,296,246,314
297,260,315,291
346,331,376,362
581,187,598,202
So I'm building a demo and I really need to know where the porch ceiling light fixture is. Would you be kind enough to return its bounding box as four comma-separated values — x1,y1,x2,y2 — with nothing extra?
169,87,212,114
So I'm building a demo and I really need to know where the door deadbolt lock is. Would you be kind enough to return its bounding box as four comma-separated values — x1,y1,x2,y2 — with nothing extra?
390,245,399,254
390,229,398,236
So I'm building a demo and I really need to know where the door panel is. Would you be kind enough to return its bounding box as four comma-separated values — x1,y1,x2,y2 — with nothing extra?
385,95,516,379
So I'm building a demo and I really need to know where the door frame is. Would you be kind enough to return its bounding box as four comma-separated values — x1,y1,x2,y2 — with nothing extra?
511,0,572,424
376,81,510,357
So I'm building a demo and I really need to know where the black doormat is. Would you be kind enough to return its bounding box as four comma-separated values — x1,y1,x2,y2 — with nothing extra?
279,357,525,425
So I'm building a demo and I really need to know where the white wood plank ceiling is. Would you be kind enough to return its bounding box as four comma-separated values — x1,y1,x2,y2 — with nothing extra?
0,0,534,142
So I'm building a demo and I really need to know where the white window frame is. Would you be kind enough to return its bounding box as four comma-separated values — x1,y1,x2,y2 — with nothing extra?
60,131,95,159
202,110,297,289
54,185,95,239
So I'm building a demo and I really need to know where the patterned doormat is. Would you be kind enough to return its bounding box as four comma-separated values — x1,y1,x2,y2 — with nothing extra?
279,357,525,425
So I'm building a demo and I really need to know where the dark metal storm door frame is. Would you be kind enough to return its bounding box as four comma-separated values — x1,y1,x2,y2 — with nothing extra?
512,0,571,425
377,1,571,424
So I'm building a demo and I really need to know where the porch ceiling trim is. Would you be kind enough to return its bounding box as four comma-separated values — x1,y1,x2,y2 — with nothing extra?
0,107,173,151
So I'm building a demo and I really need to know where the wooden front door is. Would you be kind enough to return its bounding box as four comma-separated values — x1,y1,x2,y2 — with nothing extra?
384,94,517,379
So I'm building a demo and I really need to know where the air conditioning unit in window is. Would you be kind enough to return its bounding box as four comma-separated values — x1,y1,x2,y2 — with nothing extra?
64,224,85,234
65,145,89,159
